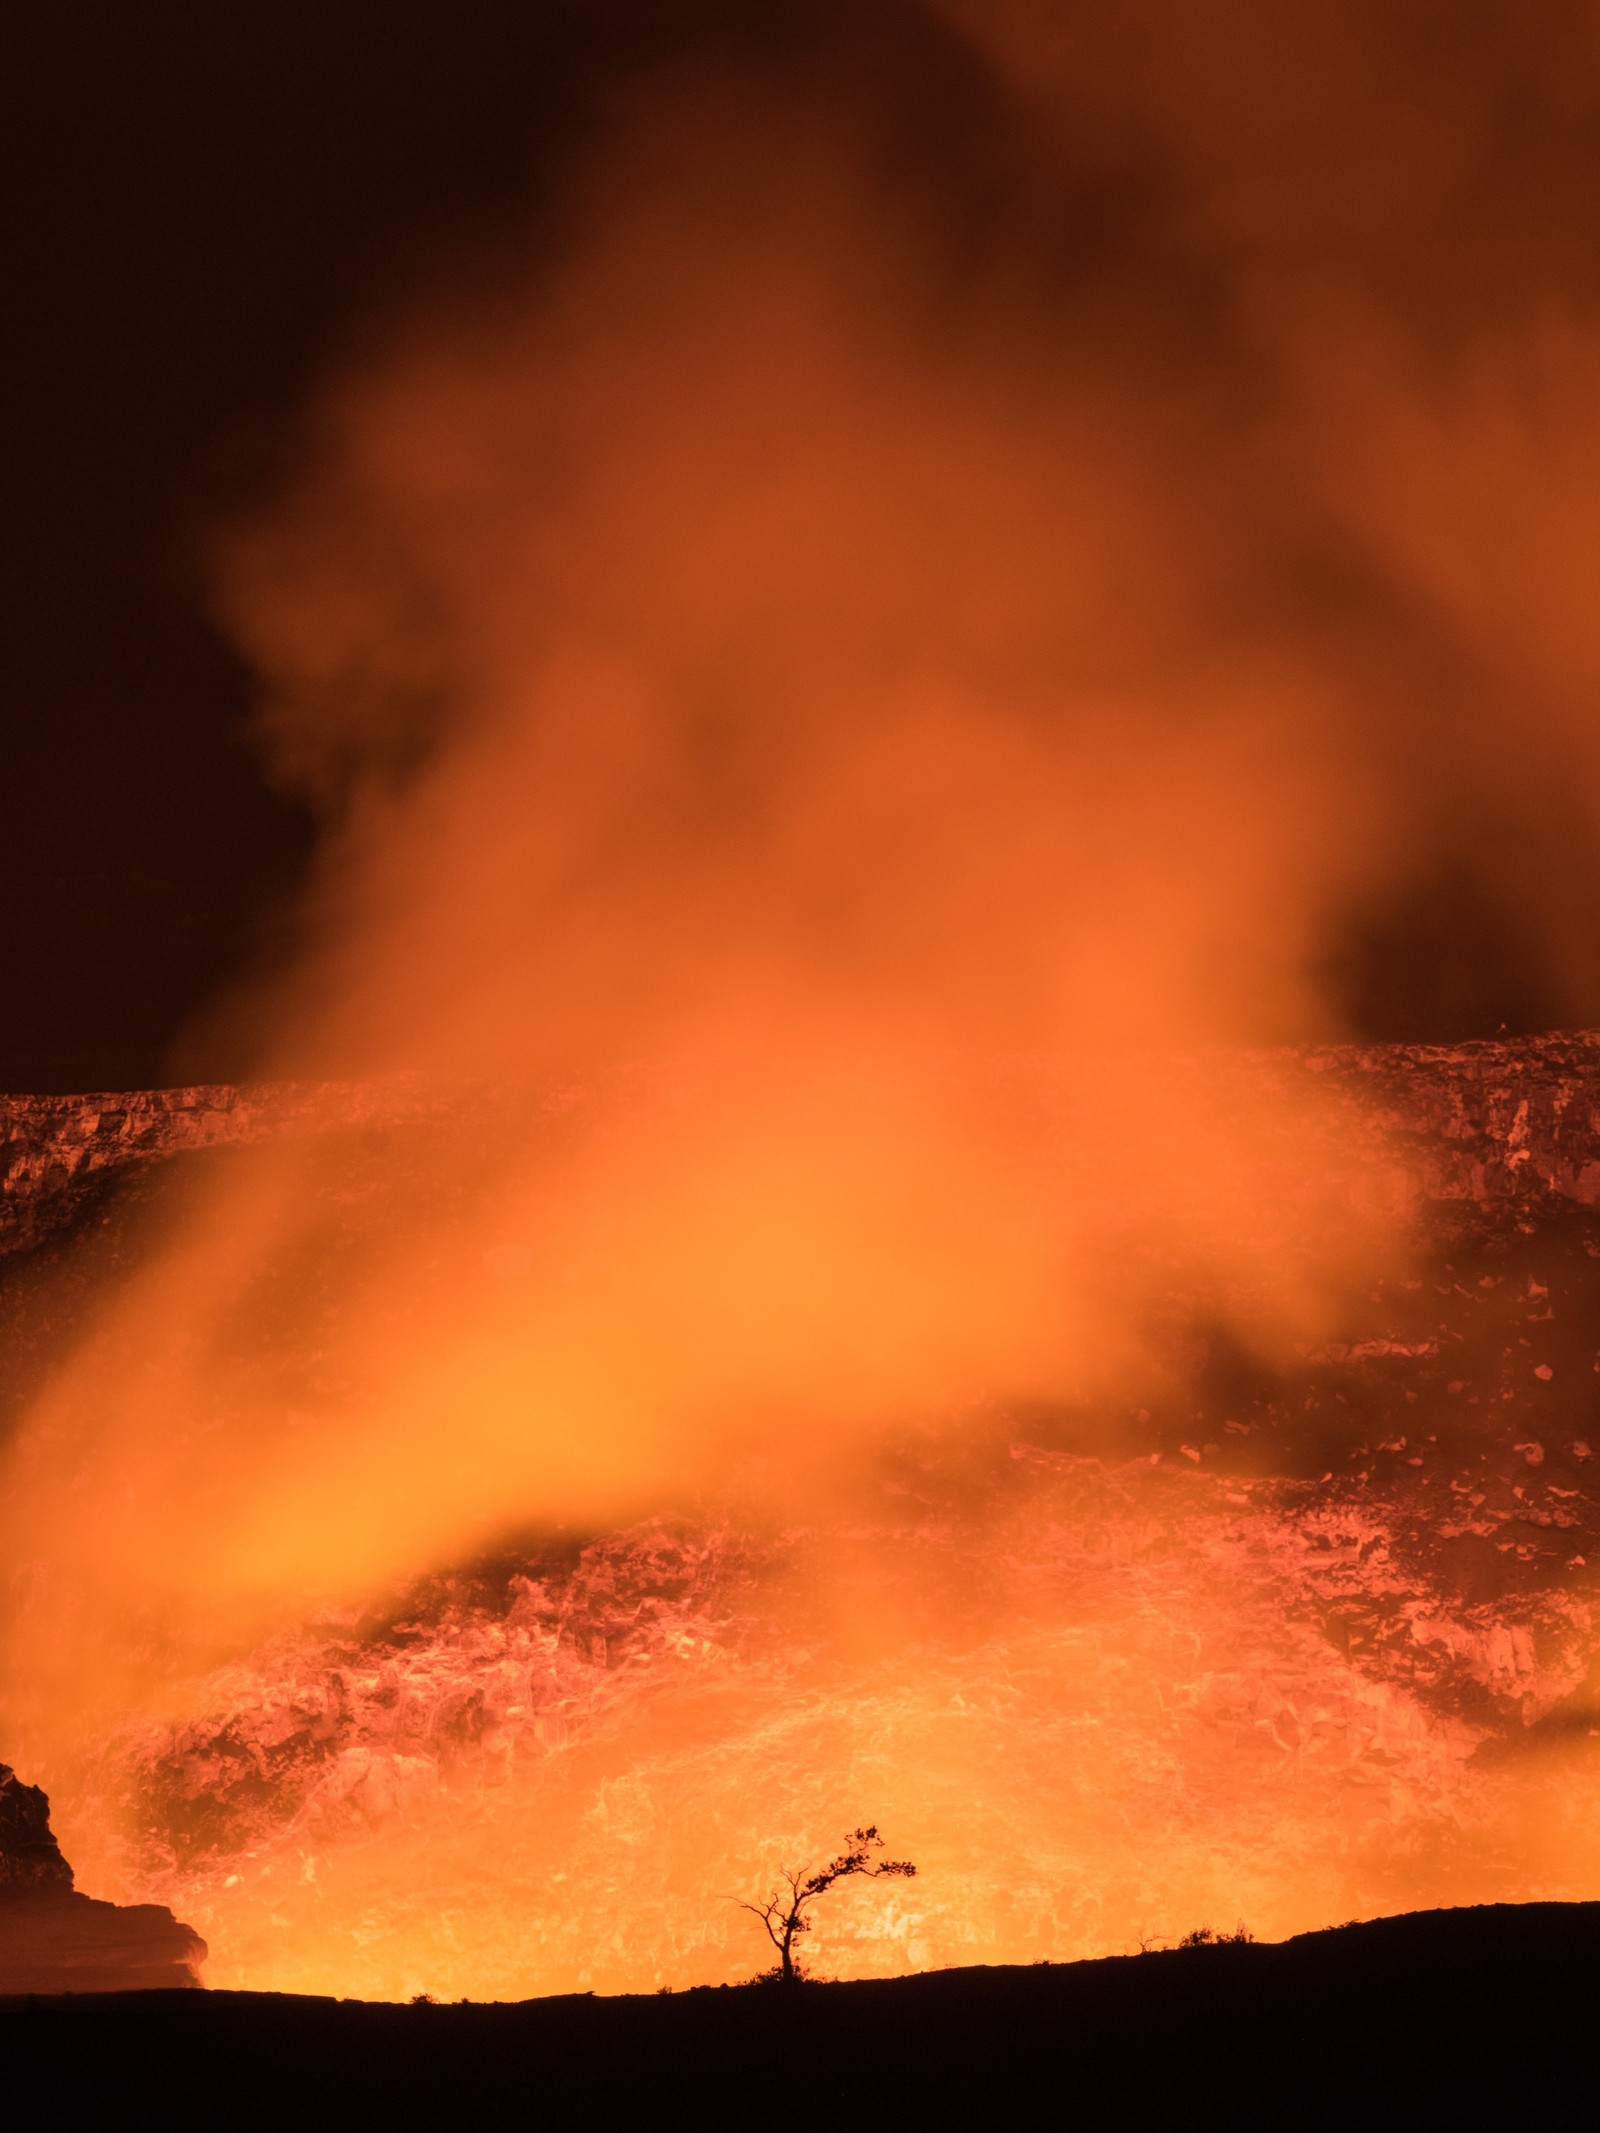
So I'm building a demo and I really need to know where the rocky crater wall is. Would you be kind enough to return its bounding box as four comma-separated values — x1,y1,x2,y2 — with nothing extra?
6,1036,1600,1261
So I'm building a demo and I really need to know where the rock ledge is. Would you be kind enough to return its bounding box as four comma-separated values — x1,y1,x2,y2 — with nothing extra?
0,1765,204,1992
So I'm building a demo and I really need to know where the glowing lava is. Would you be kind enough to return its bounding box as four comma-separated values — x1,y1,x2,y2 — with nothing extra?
11,4,1600,1999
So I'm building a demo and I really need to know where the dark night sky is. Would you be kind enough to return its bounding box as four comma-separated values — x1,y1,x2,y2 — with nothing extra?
1,1,655,1091
0,2,1563,1091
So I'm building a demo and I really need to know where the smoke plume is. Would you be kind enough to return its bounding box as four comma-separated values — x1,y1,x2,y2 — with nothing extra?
6,0,1600,1985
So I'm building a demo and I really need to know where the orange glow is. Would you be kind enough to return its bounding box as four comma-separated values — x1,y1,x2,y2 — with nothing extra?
44,1469,1600,2000
6,6,1600,1998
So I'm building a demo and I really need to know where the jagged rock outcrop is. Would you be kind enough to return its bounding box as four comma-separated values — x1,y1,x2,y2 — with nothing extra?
0,1764,204,1993
1300,1033,1600,1209
0,1080,433,1259
0,1763,73,1895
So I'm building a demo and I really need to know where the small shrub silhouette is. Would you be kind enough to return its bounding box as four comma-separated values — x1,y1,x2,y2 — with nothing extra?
737,1826,917,1983
1178,1924,1255,1947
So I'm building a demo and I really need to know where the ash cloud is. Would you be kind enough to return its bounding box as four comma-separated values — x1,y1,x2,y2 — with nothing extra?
6,0,1600,1808
217,0,1600,1045
941,0,1600,1031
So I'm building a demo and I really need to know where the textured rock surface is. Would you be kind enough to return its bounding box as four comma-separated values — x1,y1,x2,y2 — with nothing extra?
1300,1033,1600,1208
0,1764,73,1895
0,1080,436,1259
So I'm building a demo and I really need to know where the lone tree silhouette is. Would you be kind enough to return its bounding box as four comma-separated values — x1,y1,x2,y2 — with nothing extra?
737,1826,917,1984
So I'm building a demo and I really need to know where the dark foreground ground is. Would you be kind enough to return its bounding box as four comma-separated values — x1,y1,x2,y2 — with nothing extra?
3,1902,1597,2126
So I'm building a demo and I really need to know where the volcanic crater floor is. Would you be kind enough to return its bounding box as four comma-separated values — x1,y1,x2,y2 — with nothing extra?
7,1045,1600,1996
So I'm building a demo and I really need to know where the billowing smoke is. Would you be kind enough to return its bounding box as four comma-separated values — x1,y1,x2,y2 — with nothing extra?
943,0,1600,1026
5,0,1600,1989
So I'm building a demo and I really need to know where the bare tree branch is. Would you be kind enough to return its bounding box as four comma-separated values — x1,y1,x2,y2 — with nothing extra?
733,1826,919,1983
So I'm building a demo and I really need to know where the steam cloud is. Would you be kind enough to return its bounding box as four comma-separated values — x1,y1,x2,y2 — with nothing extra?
5,0,1600,1965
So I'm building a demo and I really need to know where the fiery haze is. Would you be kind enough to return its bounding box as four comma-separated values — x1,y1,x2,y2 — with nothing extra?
7,0,1600,1995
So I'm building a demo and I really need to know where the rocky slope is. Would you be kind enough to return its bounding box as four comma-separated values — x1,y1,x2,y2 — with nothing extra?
0,1765,205,1992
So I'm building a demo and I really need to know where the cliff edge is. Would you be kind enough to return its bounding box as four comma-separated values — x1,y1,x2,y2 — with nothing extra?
0,1765,205,1993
